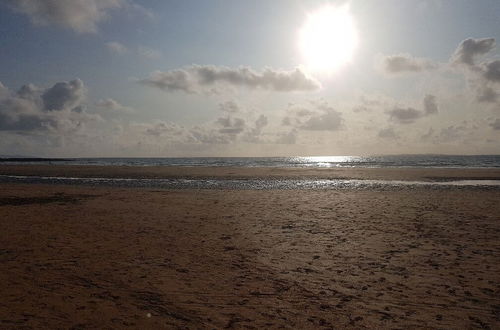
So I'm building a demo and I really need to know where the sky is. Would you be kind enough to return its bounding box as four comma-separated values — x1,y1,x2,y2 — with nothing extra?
0,0,499,157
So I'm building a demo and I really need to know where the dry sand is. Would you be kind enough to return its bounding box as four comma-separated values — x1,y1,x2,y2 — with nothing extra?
1,166,499,329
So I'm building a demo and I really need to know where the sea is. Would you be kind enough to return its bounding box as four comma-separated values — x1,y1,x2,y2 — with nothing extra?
1,155,500,189
1,155,500,168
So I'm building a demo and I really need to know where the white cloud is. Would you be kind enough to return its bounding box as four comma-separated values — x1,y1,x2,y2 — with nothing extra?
139,65,321,94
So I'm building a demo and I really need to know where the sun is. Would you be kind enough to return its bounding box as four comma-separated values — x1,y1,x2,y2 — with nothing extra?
299,4,358,73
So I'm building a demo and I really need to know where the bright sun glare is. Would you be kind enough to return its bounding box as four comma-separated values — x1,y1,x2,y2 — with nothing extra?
299,5,358,73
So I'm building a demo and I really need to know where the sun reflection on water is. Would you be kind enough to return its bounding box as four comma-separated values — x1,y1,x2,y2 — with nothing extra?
291,156,362,167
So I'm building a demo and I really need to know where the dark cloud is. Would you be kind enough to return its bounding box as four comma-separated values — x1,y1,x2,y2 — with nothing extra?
482,60,500,83
451,38,496,66
42,79,85,111
0,98,45,131
490,119,500,130
423,94,439,115
452,39,500,106
387,107,423,124
0,79,100,134
449,38,500,105
139,65,321,94
476,86,499,103
17,84,41,100
383,54,436,73
255,115,268,130
386,95,438,124
4,0,125,33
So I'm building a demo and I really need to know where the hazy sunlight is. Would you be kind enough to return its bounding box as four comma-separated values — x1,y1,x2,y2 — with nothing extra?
299,5,358,73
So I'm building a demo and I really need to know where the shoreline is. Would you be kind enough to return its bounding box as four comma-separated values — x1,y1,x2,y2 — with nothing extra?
1,164,500,182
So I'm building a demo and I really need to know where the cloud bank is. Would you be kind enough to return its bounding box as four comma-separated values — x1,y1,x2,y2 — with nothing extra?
139,65,321,94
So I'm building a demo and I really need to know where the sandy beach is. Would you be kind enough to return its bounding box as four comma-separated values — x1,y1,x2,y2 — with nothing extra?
1,166,499,329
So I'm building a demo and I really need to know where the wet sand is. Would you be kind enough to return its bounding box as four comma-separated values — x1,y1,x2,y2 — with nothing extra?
1,167,500,329
2,164,500,181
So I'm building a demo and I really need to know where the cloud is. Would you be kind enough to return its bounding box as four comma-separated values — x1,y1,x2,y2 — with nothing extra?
451,38,496,66
421,127,435,141
490,119,500,130
96,98,133,112
142,121,187,138
0,79,101,133
106,41,127,54
42,79,85,111
282,101,343,132
477,86,499,103
386,95,438,124
438,124,468,143
423,94,439,115
301,110,342,131
387,107,423,124
132,100,273,146
139,65,321,94
216,116,246,134
243,115,269,143
481,60,500,83
382,54,436,73
378,127,398,139
4,0,125,33
218,101,240,113
450,38,500,106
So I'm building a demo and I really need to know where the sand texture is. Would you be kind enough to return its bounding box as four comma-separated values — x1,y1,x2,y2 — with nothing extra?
1,178,499,329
